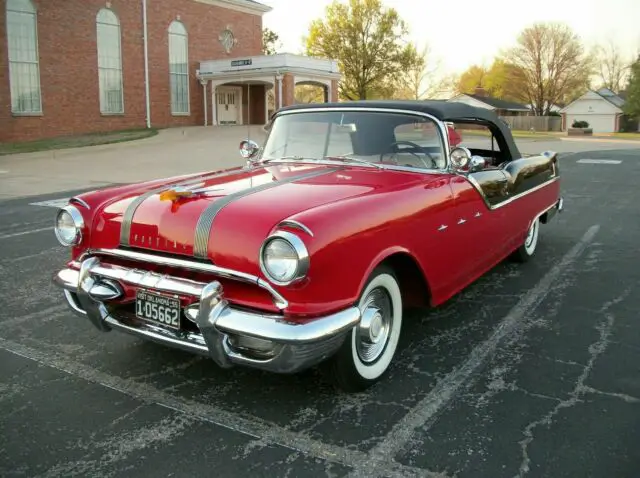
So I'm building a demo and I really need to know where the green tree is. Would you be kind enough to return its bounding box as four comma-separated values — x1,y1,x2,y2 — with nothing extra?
503,22,594,115
623,55,640,118
262,28,281,55
455,60,528,102
304,0,419,100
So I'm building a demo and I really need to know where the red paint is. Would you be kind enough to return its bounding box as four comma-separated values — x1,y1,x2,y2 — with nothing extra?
70,161,560,319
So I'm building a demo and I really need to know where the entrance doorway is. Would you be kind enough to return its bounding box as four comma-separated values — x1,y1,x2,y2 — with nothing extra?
216,86,242,125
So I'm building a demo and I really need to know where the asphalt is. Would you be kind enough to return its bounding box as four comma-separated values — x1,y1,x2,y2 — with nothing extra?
1,147,640,478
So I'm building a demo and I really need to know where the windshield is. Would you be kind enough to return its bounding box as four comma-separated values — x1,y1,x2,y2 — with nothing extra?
260,110,447,170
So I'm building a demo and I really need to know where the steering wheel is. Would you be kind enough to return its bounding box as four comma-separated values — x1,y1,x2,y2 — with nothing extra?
380,141,437,169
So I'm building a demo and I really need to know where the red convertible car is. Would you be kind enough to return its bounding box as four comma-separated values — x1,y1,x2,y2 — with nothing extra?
52,101,563,392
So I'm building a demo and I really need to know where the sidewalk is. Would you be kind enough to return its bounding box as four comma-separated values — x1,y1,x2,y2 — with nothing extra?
0,126,267,200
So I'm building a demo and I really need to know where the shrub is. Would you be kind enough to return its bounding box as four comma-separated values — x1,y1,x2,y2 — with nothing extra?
572,120,589,128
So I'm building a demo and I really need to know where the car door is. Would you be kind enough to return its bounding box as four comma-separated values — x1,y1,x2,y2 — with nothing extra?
447,174,501,287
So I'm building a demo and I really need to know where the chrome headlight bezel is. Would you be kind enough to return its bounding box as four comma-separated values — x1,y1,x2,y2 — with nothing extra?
259,230,310,286
54,205,84,247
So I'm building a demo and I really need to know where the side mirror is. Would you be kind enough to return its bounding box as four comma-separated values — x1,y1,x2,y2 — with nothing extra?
450,147,472,171
239,139,260,159
468,155,486,173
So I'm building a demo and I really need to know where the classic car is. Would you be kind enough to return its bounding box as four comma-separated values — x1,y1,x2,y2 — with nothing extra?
52,100,563,392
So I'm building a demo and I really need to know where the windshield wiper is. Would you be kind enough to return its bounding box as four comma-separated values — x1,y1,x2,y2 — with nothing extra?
324,155,383,169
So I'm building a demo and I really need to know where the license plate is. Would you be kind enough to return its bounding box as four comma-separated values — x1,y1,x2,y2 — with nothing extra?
135,290,181,330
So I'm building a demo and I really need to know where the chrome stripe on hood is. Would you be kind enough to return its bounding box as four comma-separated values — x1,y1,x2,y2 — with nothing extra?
119,167,257,247
192,167,339,259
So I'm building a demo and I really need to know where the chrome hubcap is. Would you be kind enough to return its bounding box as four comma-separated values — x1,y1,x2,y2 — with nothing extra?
357,287,392,363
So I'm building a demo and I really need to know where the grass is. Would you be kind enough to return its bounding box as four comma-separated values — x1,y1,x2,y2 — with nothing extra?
593,132,640,140
0,128,158,156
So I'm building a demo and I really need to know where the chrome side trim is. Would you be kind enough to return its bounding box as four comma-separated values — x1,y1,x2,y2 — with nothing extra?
91,248,289,309
464,175,560,211
192,167,339,259
119,167,253,247
277,219,314,237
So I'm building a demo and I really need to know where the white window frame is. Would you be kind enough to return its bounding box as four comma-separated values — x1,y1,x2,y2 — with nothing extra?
6,0,42,115
96,8,124,114
168,20,190,116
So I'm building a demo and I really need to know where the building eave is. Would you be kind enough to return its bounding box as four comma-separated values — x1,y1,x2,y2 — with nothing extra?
193,0,272,16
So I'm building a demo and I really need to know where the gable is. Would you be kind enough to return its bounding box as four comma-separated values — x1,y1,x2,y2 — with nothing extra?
561,91,623,114
447,94,495,110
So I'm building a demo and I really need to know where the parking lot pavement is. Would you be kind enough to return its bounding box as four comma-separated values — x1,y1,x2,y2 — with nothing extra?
1,148,639,477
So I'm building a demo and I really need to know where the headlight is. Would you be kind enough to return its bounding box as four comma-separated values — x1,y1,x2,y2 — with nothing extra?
54,205,84,246
259,231,309,285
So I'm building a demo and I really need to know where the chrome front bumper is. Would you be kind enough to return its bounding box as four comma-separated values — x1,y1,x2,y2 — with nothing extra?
53,256,360,374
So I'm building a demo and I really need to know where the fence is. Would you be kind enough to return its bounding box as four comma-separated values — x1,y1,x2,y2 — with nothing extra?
499,116,563,132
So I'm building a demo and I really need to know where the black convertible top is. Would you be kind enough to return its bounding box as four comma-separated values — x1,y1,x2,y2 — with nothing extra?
276,100,521,160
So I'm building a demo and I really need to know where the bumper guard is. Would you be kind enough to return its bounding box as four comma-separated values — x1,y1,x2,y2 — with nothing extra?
53,256,360,374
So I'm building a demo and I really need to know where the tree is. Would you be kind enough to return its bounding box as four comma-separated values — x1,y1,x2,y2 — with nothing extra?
623,55,640,119
455,65,490,95
596,40,631,93
262,28,281,55
391,43,452,99
454,60,528,103
304,0,420,100
503,22,595,115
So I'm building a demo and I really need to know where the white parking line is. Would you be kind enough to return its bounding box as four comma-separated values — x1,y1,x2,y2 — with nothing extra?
30,198,70,208
577,159,622,164
0,227,51,240
0,337,438,478
355,224,601,476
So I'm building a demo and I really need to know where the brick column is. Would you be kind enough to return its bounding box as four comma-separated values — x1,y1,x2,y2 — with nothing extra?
330,80,339,102
282,73,295,107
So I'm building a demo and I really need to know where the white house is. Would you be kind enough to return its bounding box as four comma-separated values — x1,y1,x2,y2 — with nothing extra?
560,88,625,133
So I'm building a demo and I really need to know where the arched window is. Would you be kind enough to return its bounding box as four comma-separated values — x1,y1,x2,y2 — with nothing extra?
168,21,189,115
6,0,42,114
96,8,124,114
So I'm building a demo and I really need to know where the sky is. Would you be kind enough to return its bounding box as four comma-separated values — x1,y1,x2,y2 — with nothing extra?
260,0,640,76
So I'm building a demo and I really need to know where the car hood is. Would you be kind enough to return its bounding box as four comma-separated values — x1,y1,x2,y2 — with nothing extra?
87,162,441,268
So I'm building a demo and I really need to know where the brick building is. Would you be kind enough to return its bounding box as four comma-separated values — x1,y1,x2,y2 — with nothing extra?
1,0,341,143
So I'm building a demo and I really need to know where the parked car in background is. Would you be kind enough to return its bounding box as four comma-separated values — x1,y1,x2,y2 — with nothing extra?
52,100,563,392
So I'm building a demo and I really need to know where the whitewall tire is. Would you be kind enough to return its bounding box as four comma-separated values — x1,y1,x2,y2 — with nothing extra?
511,216,540,262
322,265,403,392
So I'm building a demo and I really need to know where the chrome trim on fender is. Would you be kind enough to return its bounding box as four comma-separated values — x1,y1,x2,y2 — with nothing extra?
192,167,338,259
90,248,289,309
259,230,310,286
70,197,90,210
464,175,560,211
277,219,314,237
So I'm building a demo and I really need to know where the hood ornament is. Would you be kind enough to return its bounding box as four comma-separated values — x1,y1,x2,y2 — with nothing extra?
159,186,197,202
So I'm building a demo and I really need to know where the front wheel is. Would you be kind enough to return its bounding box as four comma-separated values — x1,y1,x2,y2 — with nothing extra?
321,265,403,392
510,216,540,263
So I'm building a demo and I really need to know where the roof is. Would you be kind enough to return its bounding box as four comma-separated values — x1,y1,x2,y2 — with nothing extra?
559,89,625,113
275,100,521,159
595,87,625,108
461,94,531,111
221,0,272,13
